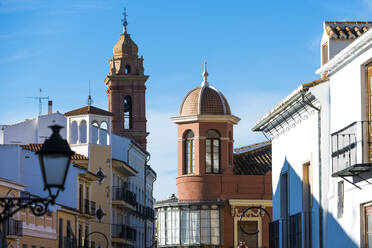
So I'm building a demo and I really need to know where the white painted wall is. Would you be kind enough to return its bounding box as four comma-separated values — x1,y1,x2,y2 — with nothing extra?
0,113,66,145
323,42,372,248
271,101,321,248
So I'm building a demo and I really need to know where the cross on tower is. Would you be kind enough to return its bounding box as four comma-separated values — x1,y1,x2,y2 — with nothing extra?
121,8,128,33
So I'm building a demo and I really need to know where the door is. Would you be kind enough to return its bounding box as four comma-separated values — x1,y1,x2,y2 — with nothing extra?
365,205,372,248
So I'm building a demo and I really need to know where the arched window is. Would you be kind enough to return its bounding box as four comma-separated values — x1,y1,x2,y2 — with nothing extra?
70,121,78,144
91,121,99,144
100,121,108,145
206,130,220,173
125,65,131,74
184,130,195,174
124,96,132,130
79,120,87,143
228,131,233,166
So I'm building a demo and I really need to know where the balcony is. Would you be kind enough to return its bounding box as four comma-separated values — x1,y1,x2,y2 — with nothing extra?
331,122,372,187
112,224,136,245
79,199,96,217
63,237,96,248
145,206,155,220
112,186,137,210
6,218,23,238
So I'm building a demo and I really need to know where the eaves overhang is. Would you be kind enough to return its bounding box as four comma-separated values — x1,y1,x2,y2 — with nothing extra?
171,114,240,124
252,77,328,134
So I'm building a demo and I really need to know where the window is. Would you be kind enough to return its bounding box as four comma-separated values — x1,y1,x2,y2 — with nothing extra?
280,173,288,248
123,96,132,130
367,65,372,139
269,220,279,248
184,130,195,174
322,42,328,65
303,162,312,248
125,64,131,74
79,120,87,143
337,181,344,218
289,213,302,248
364,205,372,247
206,130,220,173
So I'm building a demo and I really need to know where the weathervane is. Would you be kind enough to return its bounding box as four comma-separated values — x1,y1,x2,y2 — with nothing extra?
121,7,128,33
87,80,93,106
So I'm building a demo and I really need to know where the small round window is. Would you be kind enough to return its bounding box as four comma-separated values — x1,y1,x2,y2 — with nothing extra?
96,168,106,183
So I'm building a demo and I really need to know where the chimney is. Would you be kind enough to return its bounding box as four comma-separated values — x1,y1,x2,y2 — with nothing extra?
48,101,52,114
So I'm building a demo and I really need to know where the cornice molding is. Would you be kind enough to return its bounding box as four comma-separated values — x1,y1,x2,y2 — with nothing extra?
171,114,240,124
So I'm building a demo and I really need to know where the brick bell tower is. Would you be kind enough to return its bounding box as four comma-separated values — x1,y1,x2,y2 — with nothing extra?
104,9,149,149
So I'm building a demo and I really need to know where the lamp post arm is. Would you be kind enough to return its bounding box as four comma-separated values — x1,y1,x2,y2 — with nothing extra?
0,197,51,223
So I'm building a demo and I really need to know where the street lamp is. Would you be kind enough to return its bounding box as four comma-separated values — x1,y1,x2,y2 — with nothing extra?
0,125,74,223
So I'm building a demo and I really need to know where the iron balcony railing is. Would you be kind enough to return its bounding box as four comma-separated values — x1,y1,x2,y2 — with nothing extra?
83,199,96,216
112,186,137,207
112,224,136,241
331,121,372,175
63,237,95,248
145,206,155,219
6,218,23,236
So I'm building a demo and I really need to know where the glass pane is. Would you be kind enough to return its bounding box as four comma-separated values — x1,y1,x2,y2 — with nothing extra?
185,140,190,174
181,210,190,245
190,210,200,244
368,214,372,232
191,140,194,173
207,130,220,138
206,140,211,173
185,130,194,138
369,234,372,248
166,209,172,244
42,155,69,186
172,209,180,244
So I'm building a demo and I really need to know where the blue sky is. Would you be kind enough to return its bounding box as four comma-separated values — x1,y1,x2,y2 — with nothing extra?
1,0,371,200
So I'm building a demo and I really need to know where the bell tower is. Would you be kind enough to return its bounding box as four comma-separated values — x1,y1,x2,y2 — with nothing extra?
104,9,149,149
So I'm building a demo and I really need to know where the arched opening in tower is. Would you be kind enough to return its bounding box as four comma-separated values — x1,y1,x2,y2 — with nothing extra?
124,96,133,130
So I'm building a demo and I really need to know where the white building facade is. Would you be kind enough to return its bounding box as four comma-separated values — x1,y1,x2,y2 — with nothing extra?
254,21,372,248
0,105,157,247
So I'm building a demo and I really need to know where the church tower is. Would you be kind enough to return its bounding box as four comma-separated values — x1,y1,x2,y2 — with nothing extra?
105,9,149,149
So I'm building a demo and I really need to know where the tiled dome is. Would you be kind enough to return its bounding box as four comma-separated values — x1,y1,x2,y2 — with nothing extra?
113,31,138,59
179,63,231,116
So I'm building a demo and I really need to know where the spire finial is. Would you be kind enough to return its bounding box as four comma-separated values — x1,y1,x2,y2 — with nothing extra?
122,7,128,33
87,80,93,106
202,61,209,86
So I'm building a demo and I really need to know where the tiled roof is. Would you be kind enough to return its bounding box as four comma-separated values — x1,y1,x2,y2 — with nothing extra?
233,141,271,175
155,195,178,205
179,86,231,116
325,21,372,40
21,144,88,160
64,106,114,117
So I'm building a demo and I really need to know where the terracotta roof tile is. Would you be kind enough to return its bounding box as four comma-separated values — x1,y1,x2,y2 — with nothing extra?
233,141,271,175
179,85,231,116
21,144,88,160
325,21,372,40
64,106,114,117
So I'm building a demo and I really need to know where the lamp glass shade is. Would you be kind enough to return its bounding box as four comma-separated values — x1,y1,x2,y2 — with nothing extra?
40,154,70,188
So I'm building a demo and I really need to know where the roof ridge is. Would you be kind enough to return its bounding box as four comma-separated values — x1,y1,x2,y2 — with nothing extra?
234,140,271,153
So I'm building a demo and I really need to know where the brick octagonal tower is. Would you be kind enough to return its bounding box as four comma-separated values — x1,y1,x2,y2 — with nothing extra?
156,62,272,248
172,62,240,201
104,24,149,149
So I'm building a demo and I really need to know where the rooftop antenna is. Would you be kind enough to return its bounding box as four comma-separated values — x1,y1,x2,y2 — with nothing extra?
121,7,128,33
26,88,49,116
87,80,93,106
